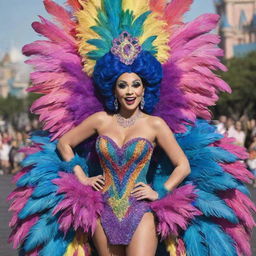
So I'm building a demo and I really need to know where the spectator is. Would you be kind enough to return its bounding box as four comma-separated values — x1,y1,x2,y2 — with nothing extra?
247,135,256,187
216,115,227,135
232,121,246,146
226,117,236,137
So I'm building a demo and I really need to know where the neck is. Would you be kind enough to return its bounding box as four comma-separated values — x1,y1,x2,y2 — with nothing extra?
118,107,141,118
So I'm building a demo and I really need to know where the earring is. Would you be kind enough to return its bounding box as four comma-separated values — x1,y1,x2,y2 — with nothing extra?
114,96,118,110
140,95,145,110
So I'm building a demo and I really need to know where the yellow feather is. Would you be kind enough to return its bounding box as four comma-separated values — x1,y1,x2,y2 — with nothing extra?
165,235,178,256
122,0,149,17
165,235,177,256
64,232,90,256
139,12,170,63
76,0,102,76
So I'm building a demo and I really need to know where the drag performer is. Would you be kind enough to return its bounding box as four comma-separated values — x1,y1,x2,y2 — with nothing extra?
8,0,256,256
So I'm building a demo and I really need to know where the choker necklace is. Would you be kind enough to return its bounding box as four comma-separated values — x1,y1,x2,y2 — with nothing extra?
115,110,142,128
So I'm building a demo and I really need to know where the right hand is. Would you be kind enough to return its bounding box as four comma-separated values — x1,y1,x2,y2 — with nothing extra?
81,175,105,191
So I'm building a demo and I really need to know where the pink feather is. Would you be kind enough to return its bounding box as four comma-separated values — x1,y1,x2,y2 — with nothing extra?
43,0,75,32
66,0,82,11
219,189,256,230
32,16,76,45
150,184,202,238
214,218,252,256
164,0,193,26
52,172,104,235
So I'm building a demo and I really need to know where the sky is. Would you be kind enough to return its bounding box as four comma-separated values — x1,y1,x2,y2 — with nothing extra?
0,0,215,61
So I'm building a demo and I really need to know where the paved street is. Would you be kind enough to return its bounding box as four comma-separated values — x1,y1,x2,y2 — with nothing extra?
1,174,256,256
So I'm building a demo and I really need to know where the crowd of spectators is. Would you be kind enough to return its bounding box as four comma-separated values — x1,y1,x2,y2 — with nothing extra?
214,115,256,186
0,118,39,175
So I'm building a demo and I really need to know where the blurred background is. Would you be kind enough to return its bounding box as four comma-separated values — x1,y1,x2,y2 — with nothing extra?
0,0,255,255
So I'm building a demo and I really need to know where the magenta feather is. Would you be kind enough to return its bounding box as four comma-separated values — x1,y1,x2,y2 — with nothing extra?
220,162,254,183
219,189,256,230
52,172,104,235
214,136,249,160
9,215,39,249
214,218,252,256
150,184,202,238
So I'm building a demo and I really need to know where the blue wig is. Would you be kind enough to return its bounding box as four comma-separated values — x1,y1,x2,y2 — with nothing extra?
93,51,163,113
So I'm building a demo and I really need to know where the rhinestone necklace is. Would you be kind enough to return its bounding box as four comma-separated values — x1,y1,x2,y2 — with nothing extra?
115,110,142,128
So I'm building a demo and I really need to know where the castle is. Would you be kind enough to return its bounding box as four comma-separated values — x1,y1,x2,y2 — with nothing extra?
214,0,256,58
0,52,29,98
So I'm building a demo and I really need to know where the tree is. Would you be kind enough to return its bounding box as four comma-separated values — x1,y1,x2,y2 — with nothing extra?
213,51,256,120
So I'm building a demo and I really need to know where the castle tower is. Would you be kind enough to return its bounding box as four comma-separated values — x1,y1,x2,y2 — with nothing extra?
214,0,256,58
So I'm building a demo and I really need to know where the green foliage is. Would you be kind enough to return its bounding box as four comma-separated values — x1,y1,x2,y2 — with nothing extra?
213,51,256,119
0,93,40,122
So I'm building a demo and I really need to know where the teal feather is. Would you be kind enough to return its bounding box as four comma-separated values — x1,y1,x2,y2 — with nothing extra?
87,39,110,50
195,190,238,223
91,26,113,43
131,11,151,37
102,0,122,38
141,36,157,52
120,10,134,32
87,49,107,60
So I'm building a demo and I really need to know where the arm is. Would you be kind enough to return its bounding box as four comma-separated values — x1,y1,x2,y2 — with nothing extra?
57,111,105,190
131,116,191,201
153,117,191,192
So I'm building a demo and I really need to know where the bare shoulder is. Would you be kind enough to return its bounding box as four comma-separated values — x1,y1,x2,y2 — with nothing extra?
87,111,112,123
147,115,170,131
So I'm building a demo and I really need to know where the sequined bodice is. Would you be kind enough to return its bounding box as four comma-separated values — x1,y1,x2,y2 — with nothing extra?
95,135,154,195
95,135,154,244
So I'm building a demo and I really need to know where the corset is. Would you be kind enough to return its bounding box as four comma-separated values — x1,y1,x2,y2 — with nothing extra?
95,135,154,244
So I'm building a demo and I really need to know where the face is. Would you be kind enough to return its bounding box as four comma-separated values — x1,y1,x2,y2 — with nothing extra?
115,72,144,111
235,121,242,131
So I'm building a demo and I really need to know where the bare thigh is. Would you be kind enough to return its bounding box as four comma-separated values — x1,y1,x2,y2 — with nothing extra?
92,219,125,256
126,212,158,256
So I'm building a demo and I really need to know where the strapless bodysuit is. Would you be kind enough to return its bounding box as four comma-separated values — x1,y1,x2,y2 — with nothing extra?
95,135,154,245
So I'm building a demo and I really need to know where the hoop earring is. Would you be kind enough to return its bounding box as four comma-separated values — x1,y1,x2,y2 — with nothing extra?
114,97,118,111
140,95,145,110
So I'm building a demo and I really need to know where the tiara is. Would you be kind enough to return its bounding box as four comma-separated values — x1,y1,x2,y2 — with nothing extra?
111,31,142,65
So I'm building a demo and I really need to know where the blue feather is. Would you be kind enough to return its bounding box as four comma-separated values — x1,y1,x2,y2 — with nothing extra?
19,194,63,219
183,217,237,256
32,181,58,198
194,190,238,223
24,211,60,252
183,220,208,256
39,230,74,256
200,217,237,256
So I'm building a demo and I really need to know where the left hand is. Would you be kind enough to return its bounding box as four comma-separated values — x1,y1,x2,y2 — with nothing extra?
130,182,158,201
